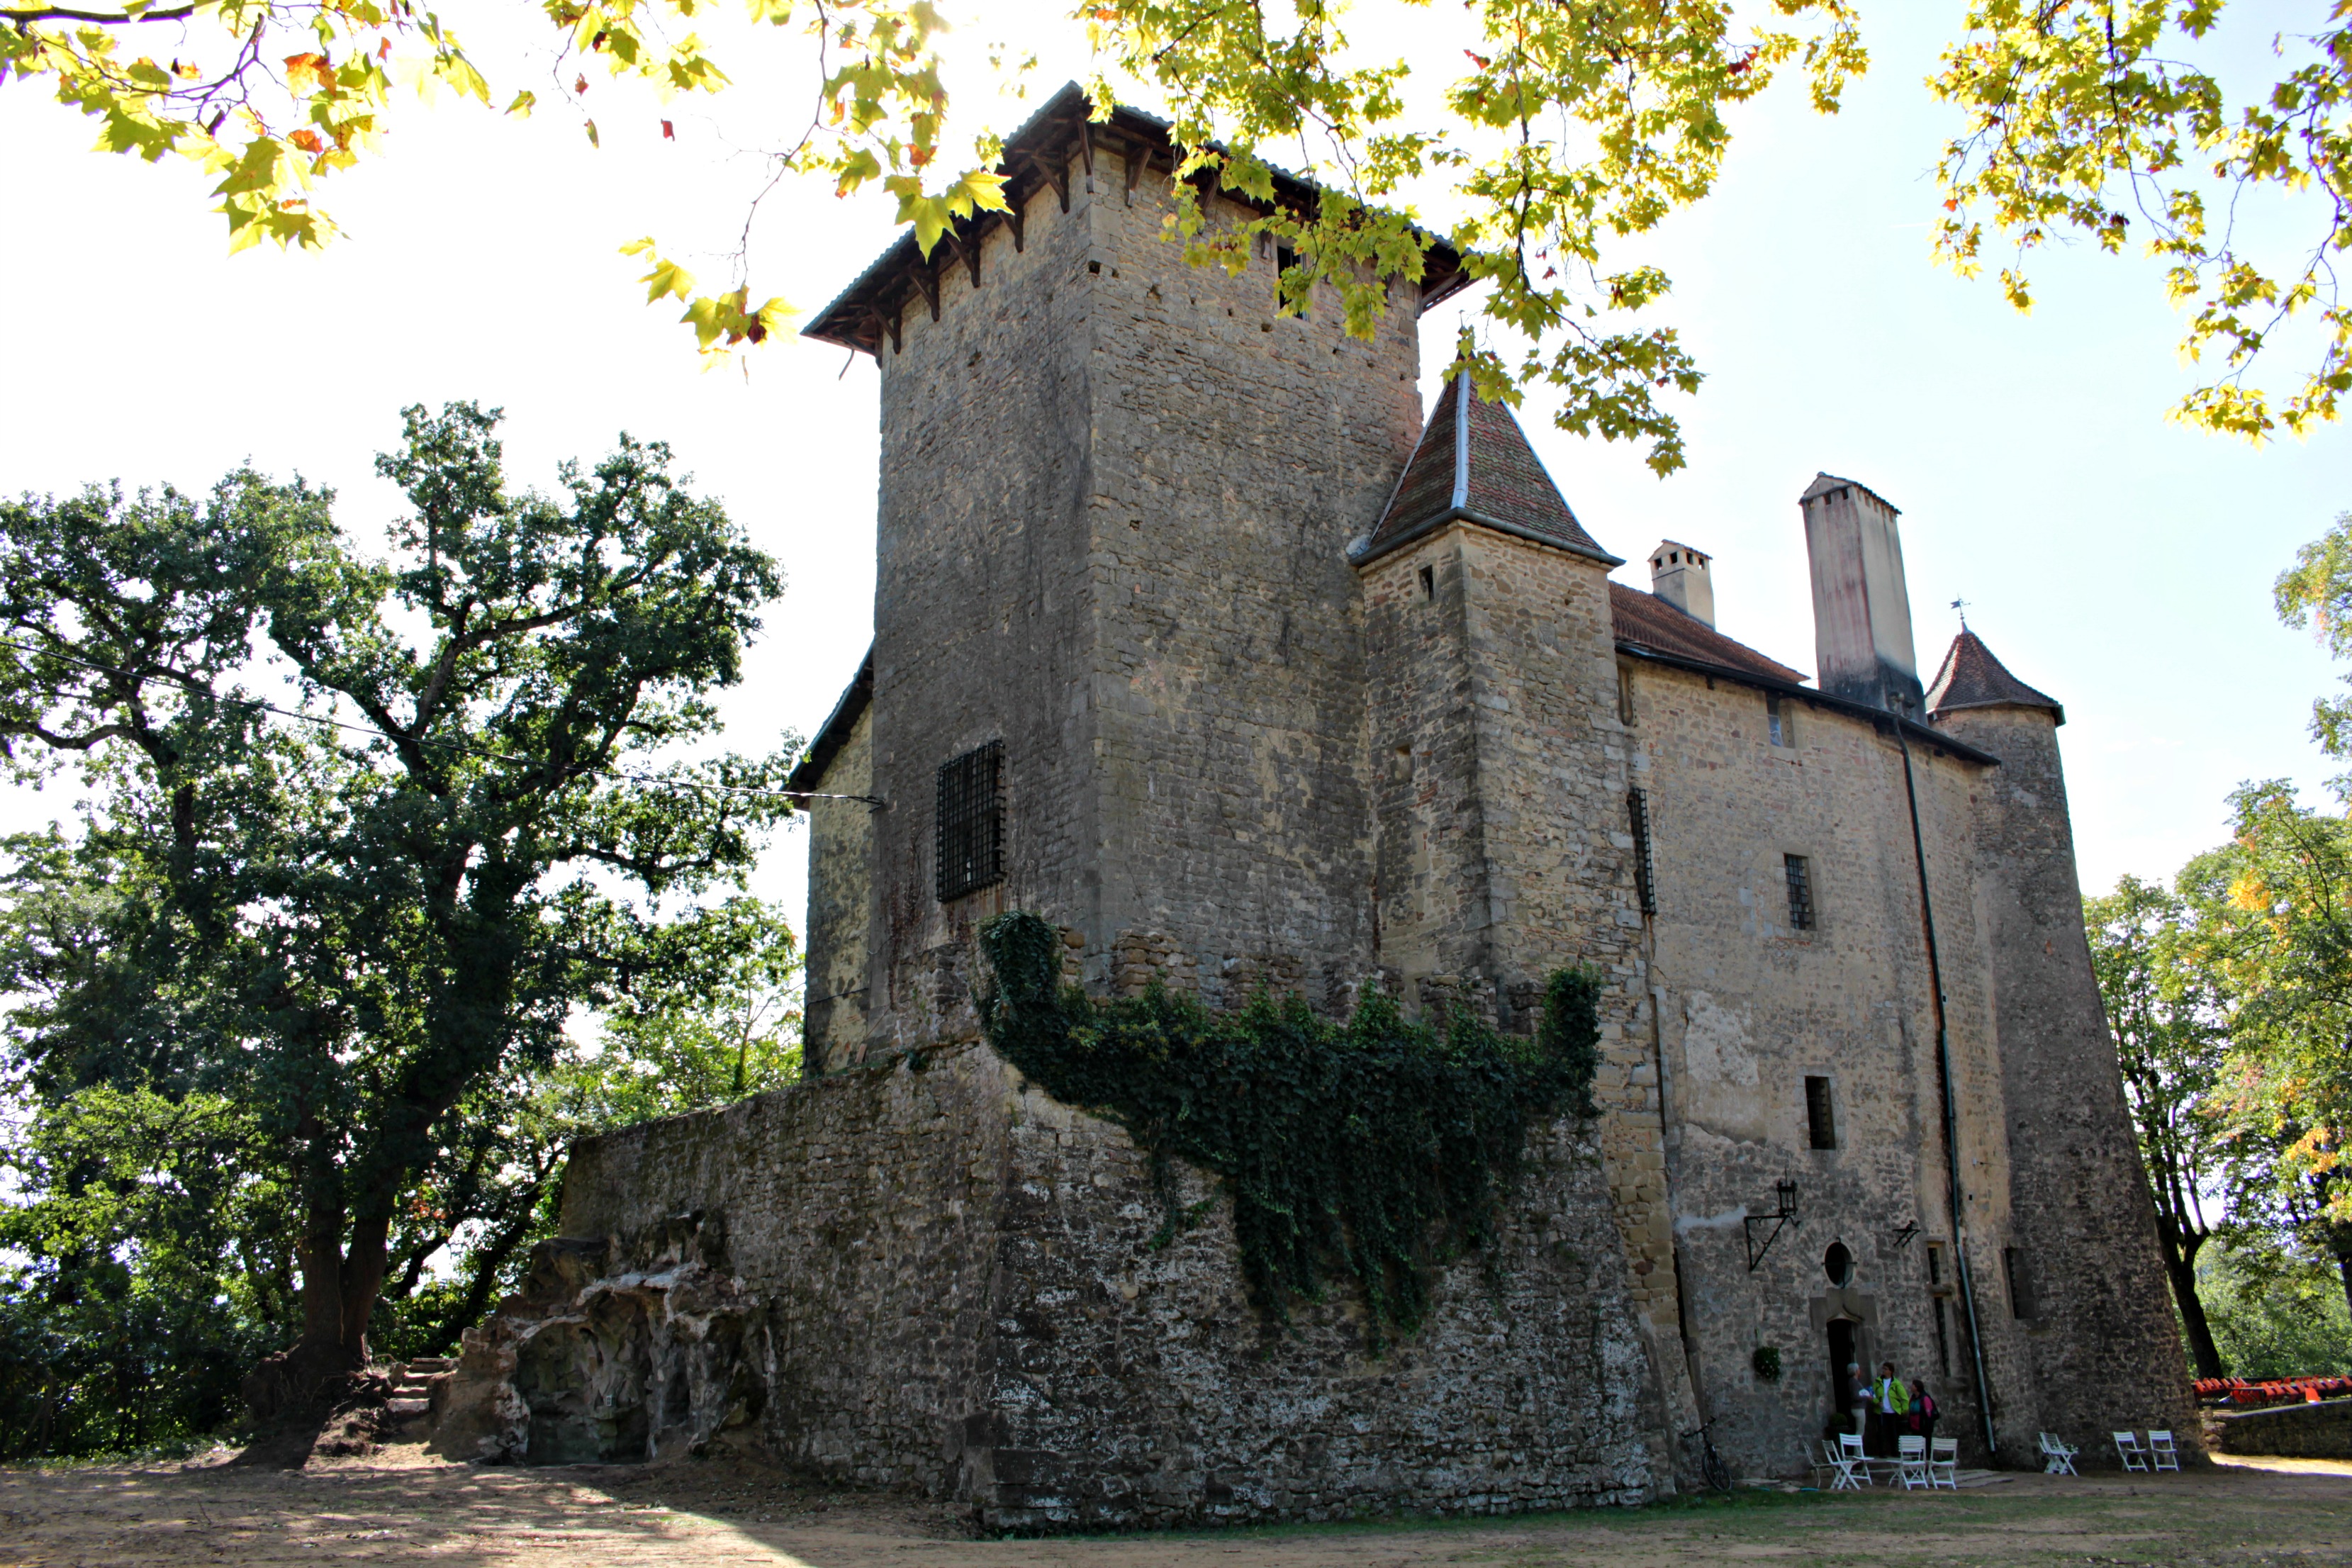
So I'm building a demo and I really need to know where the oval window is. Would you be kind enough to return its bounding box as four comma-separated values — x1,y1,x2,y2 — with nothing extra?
1824,1242,1854,1287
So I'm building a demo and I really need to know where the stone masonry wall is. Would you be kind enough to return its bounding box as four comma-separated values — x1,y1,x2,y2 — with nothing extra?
561,1043,1012,1490
802,705,873,1070
858,142,1427,1056
1622,656,2023,1472
554,1042,1673,1528
1934,704,2195,1454
1079,147,1423,992
1361,525,1699,1477
863,154,1103,1054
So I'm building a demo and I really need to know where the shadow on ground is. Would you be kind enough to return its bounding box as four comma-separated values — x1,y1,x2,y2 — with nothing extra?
1,1443,2346,1566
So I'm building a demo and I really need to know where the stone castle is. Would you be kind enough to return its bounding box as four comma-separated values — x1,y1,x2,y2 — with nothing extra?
430,86,2193,1525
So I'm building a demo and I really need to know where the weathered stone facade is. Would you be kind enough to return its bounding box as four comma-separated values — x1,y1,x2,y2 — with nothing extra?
483,1044,1670,1528
446,84,2190,1516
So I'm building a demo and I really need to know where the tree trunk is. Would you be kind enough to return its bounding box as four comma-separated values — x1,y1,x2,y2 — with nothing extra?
2338,1252,2352,1328
2164,1242,2226,1381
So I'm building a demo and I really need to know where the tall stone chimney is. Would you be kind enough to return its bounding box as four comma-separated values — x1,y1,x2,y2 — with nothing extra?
1801,473,1922,714
1647,539,1715,626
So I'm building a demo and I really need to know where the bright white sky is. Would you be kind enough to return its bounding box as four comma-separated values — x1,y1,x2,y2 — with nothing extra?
0,1,2345,932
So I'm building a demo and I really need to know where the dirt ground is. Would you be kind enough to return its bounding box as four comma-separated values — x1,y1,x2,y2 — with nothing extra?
1,1443,2344,1568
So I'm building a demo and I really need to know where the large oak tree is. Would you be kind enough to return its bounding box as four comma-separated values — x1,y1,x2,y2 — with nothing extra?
0,403,795,1426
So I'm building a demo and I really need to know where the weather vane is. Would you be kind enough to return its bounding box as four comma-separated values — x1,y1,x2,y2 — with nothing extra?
1950,596,1971,627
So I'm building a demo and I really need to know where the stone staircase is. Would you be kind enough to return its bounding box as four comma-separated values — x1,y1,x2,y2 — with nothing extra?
384,1357,453,1440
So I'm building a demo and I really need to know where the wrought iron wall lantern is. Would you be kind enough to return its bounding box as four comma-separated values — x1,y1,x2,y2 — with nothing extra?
1745,1178,1800,1272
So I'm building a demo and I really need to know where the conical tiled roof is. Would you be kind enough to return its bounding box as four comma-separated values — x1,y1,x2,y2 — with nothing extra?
1357,374,1620,566
1925,629,2063,724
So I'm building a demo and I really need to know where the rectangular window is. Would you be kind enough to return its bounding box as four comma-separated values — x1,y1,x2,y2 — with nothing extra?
1618,664,1637,725
1275,245,1304,313
2005,1245,2038,1320
1934,1299,1953,1375
1804,1075,1837,1149
1926,1242,1944,1285
1627,788,1657,915
934,740,1004,902
1783,853,1816,931
1418,563,1435,600
1767,693,1792,748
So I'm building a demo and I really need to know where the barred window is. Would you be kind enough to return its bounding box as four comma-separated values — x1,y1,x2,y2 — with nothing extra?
1805,1075,1837,1149
934,741,1004,902
1784,853,1816,932
1627,789,1657,914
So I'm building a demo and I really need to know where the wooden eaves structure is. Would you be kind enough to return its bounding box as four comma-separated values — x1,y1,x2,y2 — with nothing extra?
802,82,1472,357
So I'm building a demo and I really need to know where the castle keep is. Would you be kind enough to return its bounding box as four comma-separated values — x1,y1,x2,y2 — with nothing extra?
435,87,2192,1523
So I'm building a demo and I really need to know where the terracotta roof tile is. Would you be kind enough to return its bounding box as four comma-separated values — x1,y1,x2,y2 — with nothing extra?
1358,374,1620,566
1925,629,2063,724
1610,583,1808,684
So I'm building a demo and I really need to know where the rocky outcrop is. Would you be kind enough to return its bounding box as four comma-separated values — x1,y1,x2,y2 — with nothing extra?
427,1213,768,1465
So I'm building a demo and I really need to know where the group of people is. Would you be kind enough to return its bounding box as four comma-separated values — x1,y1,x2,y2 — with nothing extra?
1845,1360,1937,1455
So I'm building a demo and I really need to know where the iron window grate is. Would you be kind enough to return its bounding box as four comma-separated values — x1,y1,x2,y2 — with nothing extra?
1784,853,1816,931
935,740,1004,902
1627,788,1657,914
1805,1075,1837,1149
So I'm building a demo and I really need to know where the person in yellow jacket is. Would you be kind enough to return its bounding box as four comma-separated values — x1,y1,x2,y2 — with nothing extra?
1871,1363,1910,1455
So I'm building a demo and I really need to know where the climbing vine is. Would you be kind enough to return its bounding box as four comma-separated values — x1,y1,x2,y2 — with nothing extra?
976,912,1603,1339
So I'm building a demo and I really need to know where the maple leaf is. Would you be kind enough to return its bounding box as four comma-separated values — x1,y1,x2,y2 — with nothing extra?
661,119,675,140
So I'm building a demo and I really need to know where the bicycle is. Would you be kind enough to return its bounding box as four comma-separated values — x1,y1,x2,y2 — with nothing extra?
1681,1416,1732,1493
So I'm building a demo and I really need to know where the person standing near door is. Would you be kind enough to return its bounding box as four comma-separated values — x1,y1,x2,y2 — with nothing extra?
1845,1362,1871,1445
1871,1362,1909,1455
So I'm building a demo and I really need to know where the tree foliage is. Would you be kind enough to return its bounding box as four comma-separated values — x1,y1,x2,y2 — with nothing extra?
975,909,1599,1343
3,5,2340,459
2085,871,2231,1377
1933,2,2351,439
0,405,797,1427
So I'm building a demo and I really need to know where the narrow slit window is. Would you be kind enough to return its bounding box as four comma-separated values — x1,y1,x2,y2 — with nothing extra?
1618,664,1636,725
1933,1299,1953,1374
1767,693,1792,748
1418,564,1435,600
1804,1075,1837,1149
2005,1245,2038,1320
1784,853,1817,931
935,740,1004,902
1627,789,1657,914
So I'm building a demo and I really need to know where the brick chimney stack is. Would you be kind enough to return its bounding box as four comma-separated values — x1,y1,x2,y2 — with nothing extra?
1648,539,1715,627
1801,473,1922,715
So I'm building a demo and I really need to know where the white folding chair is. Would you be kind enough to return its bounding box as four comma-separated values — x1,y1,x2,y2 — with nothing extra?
2114,1431,2150,1472
2039,1431,2079,1475
1837,1430,1874,1486
2148,1429,2180,1472
1897,1434,1930,1490
1822,1438,1865,1491
1930,1436,1959,1489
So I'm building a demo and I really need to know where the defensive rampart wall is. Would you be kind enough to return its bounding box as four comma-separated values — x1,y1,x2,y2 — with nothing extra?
459,1043,1674,1529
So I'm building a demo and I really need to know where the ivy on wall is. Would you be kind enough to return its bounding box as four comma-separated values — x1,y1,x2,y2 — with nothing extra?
976,911,1603,1339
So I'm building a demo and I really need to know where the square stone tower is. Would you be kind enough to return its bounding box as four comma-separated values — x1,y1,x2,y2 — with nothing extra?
802,87,1467,1058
